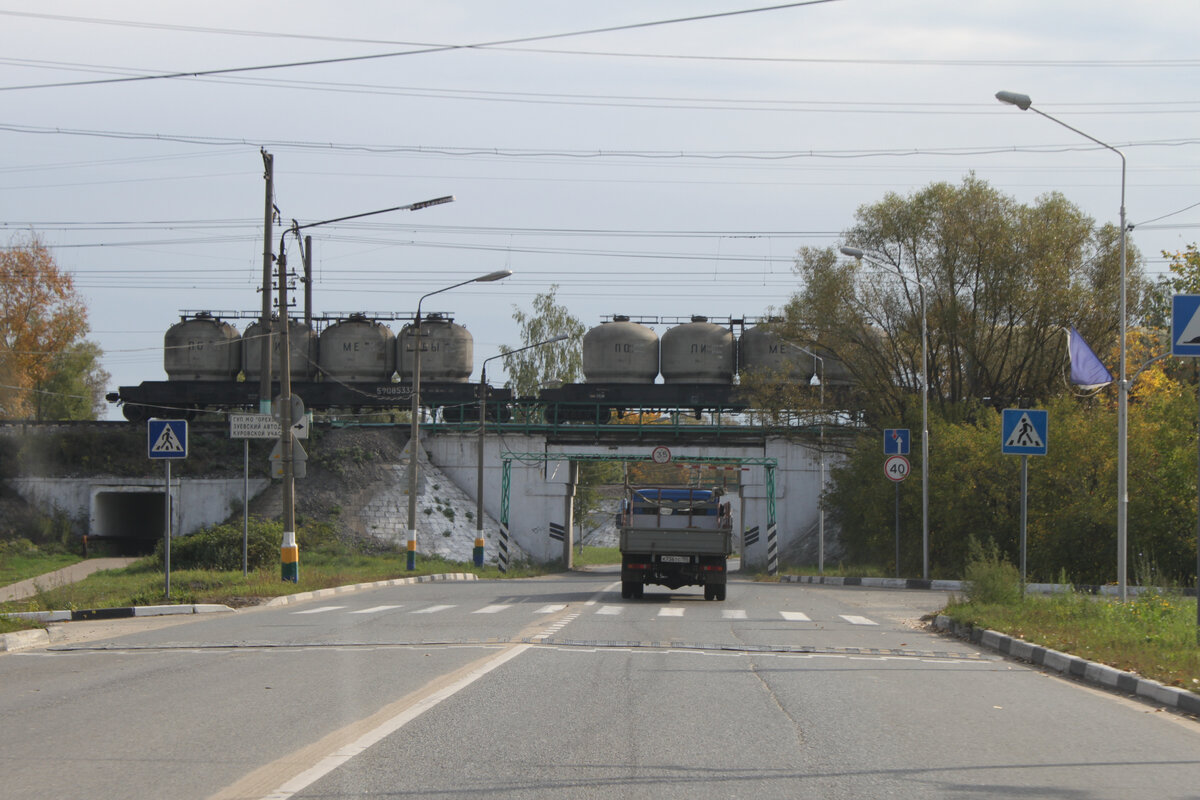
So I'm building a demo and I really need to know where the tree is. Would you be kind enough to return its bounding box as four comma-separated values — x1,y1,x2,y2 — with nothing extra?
500,284,585,397
778,175,1146,422
0,234,108,420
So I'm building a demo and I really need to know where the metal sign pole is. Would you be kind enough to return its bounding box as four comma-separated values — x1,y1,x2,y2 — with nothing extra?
1021,455,1029,592
894,481,901,578
243,439,249,577
164,460,171,599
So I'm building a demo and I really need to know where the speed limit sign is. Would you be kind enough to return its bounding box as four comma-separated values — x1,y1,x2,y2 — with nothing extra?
651,446,672,464
884,454,910,482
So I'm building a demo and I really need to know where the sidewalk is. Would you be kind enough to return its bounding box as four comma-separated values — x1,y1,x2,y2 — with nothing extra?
0,558,139,603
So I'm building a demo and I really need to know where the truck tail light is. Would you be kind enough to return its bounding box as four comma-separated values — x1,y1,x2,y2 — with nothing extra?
701,565,725,572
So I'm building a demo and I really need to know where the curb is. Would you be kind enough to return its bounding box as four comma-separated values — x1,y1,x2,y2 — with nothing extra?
779,575,1168,597
932,614,1200,716
0,605,233,653
262,572,478,607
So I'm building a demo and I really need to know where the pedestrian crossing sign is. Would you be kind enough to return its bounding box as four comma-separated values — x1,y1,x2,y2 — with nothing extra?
148,419,188,459
1172,295,1200,357
1001,409,1047,456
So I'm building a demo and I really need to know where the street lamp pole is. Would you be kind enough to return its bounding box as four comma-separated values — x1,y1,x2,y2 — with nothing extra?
786,341,826,573
841,245,930,580
476,334,569,567
407,269,513,571
995,90,1129,602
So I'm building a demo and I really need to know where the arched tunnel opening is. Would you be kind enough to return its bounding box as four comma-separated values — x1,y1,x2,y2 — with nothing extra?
90,489,166,556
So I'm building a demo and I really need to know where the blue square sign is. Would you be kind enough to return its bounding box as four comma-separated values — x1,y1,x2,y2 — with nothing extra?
1001,409,1047,456
1172,295,1200,357
148,419,188,459
883,428,910,455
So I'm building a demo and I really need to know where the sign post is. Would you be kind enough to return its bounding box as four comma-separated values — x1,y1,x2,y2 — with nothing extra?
148,419,188,599
884,454,909,576
1002,409,1048,588
1171,295,1200,640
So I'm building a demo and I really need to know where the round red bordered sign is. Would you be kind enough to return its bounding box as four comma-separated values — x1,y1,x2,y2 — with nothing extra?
651,446,672,464
884,454,910,482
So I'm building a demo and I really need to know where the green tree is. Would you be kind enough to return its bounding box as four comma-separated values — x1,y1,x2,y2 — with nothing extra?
0,234,109,420
501,284,584,397
778,175,1145,422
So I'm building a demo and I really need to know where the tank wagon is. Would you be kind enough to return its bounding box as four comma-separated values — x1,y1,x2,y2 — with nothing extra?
109,312,508,423
109,312,849,423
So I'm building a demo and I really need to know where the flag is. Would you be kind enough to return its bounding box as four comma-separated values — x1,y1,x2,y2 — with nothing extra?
1067,327,1113,390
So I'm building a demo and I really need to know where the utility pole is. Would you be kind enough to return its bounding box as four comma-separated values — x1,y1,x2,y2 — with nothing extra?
259,150,274,415
278,231,298,582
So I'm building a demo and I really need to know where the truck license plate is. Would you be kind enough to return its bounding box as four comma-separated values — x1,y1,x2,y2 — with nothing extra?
659,555,691,563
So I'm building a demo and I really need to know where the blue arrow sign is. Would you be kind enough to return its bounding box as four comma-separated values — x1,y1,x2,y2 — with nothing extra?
1172,295,1200,357
883,428,910,455
148,419,188,459
1001,409,1047,456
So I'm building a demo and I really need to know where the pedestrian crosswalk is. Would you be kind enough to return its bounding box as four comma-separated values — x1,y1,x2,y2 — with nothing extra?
289,602,884,626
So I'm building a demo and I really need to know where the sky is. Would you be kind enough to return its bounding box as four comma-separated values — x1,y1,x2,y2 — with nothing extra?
2,1,1199,420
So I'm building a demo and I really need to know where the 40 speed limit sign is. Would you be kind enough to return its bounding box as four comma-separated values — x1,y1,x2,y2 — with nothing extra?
884,454,911,482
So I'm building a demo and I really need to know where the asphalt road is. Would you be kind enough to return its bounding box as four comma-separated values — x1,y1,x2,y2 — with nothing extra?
3,572,1199,799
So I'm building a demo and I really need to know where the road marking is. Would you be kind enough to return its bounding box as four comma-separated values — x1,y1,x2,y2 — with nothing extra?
840,615,878,626
292,606,346,615
221,643,532,800
535,604,567,614
658,608,685,617
411,605,456,614
722,609,748,619
596,606,623,615
779,611,811,622
473,604,512,614
349,605,403,615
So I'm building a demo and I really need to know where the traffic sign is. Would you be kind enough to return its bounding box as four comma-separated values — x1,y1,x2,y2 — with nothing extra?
1002,409,1048,456
884,428,910,455
148,419,188,459
1172,295,1200,357
230,414,309,440
651,445,672,464
269,438,307,479
884,454,910,482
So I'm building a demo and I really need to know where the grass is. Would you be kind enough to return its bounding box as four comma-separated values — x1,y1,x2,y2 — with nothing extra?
942,590,1200,693
0,551,81,587
572,546,620,567
0,551,556,634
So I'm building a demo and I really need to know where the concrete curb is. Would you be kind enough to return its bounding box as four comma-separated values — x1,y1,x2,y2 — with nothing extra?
0,604,234,653
932,614,1200,716
262,572,479,607
778,574,1172,597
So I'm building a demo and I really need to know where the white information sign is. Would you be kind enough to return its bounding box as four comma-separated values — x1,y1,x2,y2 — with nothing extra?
230,414,309,440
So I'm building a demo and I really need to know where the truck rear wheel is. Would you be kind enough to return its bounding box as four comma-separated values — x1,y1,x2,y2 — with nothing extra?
715,584,726,601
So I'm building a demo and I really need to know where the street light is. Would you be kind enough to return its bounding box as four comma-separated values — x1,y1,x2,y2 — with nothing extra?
476,334,569,568
272,195,456,583
407,269,513,570
777,339,826,573
841,245,931,581
995,90,1130,602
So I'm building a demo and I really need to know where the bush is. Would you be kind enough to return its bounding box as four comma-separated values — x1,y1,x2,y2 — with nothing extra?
156,518,279,571
964,535,1023,605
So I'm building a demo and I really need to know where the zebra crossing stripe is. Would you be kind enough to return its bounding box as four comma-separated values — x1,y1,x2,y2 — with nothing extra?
412,605,456,614
292,606,346,615
473,605,512,614
840,615,879,626
349,605,404,614
780,611,811,622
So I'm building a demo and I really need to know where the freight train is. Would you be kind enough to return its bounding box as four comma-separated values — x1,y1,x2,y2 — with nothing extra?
106,311,850,423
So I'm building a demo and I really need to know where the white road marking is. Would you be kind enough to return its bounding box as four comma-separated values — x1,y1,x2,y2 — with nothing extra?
722,609,748,619
840,615,878,626
779,611,811,622
349,605,403,615
473,604,512,614
536,604,567,614
658,608,685,617
292,606,346,615
596,606,623,615
253,644,532,800
411,605,456,614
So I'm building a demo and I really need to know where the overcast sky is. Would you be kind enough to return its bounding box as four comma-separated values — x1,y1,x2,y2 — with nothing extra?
2,1,1198,419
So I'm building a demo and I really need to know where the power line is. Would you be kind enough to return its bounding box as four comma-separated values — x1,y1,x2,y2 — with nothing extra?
0,1,843,92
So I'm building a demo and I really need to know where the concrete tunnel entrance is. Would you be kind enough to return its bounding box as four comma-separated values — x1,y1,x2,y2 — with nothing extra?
90,488,166,555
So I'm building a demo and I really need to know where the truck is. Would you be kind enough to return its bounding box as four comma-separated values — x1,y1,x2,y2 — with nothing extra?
619,486,732,601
